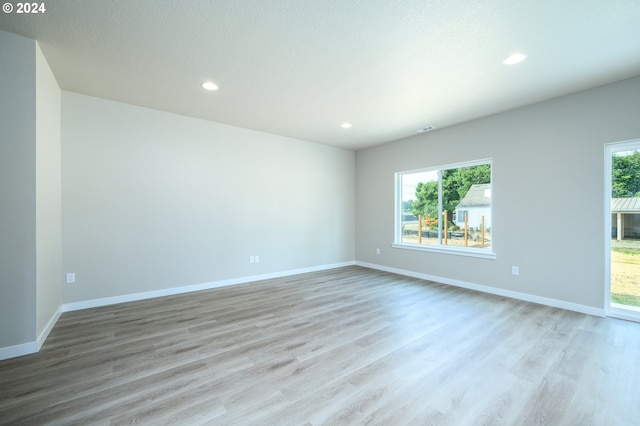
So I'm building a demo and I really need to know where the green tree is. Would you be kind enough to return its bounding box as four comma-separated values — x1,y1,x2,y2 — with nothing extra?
613,151,640,198
412,181,438,222
412,164,491,222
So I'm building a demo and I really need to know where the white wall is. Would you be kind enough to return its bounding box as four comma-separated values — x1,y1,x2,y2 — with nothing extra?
61,92,355,303
356,75,640,311
0,32,62,357
35,42,62,336
0,31,37,349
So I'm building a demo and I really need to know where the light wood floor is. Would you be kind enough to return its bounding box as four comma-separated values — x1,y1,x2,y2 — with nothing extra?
1,266,639,425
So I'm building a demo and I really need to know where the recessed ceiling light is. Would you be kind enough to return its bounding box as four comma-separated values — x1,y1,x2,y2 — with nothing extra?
503,53,527,65
201,81,219,91
341,122,352,129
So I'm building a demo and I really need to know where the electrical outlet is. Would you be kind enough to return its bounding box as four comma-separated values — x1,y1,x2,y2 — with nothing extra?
66,273,76,284
376,248,381,255
255,255,260,263
511,266,519,276
250,256,255,264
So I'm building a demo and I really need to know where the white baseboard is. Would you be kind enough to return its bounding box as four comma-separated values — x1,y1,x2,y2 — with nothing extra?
62,261,356,313
38,308,62,348
0,340,40,361
356,261,606,318
0,308,62,361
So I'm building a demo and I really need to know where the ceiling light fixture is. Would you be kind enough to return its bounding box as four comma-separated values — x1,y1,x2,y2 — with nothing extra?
201,81,219,91
503,53,527,65
341,122,352,129
417,126,434,133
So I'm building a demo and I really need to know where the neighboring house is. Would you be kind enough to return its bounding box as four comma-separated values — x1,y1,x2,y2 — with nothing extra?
612,197,640,240
455,184,491,229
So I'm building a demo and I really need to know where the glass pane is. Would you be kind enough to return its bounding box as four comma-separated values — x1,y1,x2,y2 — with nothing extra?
444,164,491,249
398,162,491,251
401,170,439,245
611,148,640,309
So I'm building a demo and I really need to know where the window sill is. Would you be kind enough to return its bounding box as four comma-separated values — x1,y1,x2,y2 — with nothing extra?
392,243,496,259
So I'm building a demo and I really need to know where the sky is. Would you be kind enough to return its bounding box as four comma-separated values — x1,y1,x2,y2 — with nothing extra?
401,170,437,201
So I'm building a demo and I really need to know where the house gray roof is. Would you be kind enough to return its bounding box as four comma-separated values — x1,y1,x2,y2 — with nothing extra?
612,197,640,213
456,184,491,208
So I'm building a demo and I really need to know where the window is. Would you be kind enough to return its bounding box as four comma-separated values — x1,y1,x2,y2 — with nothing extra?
394,159,494,258
455,210,468,227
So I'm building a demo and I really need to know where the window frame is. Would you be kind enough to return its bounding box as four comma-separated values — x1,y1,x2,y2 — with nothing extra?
393,158,496,259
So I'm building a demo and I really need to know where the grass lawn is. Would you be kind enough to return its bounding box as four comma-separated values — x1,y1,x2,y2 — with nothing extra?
611,245,640,307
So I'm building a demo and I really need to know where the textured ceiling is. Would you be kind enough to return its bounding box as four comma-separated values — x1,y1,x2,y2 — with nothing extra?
2,0,640,150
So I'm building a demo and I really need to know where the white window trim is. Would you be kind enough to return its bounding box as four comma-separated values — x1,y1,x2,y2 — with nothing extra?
392,242,497,259
604,139,640,322
394,158,495,259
